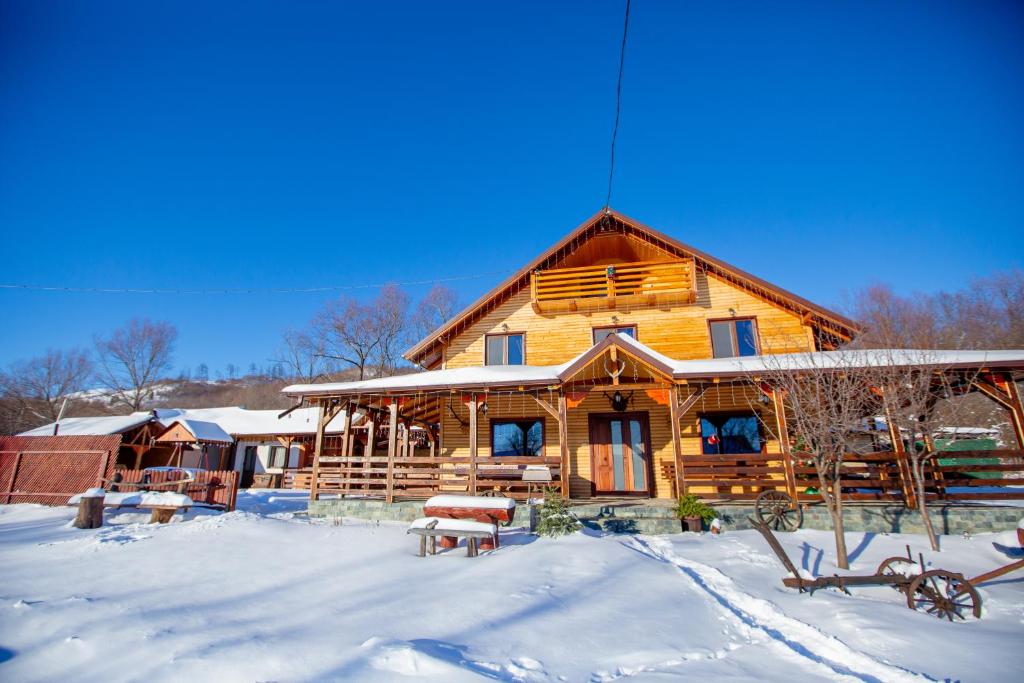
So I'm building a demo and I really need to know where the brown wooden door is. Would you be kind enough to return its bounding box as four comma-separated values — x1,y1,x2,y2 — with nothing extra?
589,413,651,495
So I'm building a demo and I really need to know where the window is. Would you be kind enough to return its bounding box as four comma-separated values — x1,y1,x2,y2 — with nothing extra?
491,419,544,456
700,413,762,455
709,318,759,358
485,333,524,365
268,445,287,468
592,325,637,344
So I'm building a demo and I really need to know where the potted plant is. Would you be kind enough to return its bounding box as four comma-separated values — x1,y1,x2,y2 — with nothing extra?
675,494,716,532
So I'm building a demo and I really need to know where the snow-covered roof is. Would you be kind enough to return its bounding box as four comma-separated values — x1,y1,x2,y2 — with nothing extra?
149,407,352,436
159,419,234,444
18,413,154,437
283,333,1024,397
19,406,356,438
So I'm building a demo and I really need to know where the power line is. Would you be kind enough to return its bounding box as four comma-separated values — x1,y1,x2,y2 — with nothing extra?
604,0,632,211
0,268,514,296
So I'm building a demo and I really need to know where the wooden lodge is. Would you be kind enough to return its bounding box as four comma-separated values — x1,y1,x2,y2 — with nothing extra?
285,209,1024,506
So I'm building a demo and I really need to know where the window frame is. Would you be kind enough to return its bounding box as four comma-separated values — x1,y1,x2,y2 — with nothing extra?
697,411,766,456
484,331,527,366
707,317,761,358
489,417,546,457
268,445,287,468
591,324,638,345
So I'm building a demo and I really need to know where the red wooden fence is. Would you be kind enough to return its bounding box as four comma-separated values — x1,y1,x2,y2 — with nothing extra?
0,435,120,505
116,468,240,511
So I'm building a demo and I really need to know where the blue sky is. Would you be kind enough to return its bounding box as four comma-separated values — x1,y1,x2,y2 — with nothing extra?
2,1,1022,375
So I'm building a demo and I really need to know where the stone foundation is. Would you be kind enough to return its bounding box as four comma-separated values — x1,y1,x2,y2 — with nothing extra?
308,496,1022,536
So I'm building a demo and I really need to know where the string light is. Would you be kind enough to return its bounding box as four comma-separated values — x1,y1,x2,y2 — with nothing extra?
0,268,515,296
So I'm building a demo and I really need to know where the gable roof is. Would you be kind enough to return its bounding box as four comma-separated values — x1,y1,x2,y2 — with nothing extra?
404,208,860,366
155,419,234,444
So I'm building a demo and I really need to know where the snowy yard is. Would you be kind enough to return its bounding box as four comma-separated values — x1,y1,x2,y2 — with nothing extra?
1,492,1022,682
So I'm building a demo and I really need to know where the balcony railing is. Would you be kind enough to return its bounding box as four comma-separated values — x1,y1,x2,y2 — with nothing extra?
530,259,696,313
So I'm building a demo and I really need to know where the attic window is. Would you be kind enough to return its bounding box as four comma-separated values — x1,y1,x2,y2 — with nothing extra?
592,325,637,344
485,333,525,365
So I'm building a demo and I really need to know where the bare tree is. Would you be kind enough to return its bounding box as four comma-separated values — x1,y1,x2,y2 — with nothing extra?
411,284,459,340
274,329,333,383
315,297,381,381
749,351,881,569
373,284,410,376
94,319,177,412
874,349,982,551
0,349,93,431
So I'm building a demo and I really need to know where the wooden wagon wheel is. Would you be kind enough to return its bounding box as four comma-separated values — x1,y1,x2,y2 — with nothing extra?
906,569,982,621
755,490,802,531
876,556,917,589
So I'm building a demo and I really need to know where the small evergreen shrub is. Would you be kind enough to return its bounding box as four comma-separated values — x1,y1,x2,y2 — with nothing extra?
674,494,716,523
536,487,582,537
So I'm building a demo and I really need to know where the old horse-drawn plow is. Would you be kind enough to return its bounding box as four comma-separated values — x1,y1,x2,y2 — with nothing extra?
750,504,1024,621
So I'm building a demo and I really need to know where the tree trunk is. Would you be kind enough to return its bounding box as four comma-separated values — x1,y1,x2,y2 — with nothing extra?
913,458,940,551
74,495,104,529
818,466,849,569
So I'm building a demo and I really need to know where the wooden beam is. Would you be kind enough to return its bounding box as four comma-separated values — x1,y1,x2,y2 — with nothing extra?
341,401,354,461
767,386,800,501
880,394,918,507
530,394,560,421
557,393,570,499
668,385,685,499
309,401,339,502
974,373,1024,448
468,393,478,495
676,385,707,417
386,400,399,503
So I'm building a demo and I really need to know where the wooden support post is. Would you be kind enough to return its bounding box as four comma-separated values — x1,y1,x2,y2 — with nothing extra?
309,402,330,502
386,400,399,503
1002,374,1024,449
883,400,918,508
401,419,410,458
768,386,800,501
341,401,354,462
669,385,686,499
557,392,570,499
468,393,478,495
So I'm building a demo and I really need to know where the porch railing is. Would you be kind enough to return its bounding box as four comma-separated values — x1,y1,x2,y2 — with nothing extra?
294,455,563,502
531,259,696,313
673,449,1024,504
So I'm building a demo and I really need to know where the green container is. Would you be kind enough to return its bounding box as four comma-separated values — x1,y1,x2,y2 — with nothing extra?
935,438,1001,479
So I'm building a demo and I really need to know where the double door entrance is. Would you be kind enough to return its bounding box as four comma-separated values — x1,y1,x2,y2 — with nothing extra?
589,413,652,495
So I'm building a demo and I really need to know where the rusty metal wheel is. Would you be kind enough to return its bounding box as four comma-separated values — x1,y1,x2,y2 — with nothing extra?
755,490,802,531
906,569,982,621
876,556,917,590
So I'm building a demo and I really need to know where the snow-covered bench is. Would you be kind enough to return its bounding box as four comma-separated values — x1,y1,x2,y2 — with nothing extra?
408,517,497,557
67,490,193,524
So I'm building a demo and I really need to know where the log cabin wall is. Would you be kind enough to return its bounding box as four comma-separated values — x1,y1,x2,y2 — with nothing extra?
436,383,784,500
442,270,816,369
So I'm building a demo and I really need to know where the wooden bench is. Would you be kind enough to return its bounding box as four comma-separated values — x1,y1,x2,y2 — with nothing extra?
408,517,497,557
69,490,192,524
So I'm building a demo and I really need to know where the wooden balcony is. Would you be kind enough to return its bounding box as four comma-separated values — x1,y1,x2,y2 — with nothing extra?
530,259,696,313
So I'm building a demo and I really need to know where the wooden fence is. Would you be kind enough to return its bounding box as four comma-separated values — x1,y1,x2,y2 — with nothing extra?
115,468,240,511
0,435,119,505
287,455,563,502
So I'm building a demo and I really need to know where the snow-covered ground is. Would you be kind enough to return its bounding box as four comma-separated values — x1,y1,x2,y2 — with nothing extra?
1,491,1022,682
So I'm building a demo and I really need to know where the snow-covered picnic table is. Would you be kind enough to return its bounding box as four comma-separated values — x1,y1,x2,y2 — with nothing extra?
423,494,516,550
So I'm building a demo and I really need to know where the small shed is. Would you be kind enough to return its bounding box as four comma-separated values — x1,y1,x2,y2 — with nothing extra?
155,419,234,469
